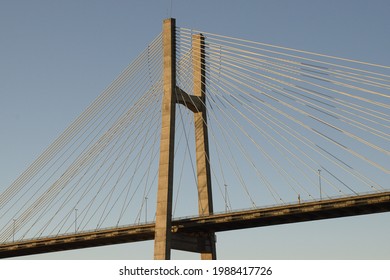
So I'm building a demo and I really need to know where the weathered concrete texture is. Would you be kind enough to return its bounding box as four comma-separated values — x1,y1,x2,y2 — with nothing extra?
192,33,217,260
154,19,216,260
154,18,176,260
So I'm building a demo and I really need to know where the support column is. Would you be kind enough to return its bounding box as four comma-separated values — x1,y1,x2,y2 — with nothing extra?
154,18,176,260
193,34,217,260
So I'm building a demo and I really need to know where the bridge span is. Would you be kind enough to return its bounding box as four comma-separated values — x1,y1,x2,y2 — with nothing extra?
1,191,389,258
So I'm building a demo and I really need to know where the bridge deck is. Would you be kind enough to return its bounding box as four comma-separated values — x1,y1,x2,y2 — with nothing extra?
1,191,389,258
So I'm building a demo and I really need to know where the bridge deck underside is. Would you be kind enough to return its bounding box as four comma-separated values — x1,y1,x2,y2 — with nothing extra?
1,192,389,258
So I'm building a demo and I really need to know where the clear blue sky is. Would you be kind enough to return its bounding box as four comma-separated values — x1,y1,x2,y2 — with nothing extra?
0,0,389,259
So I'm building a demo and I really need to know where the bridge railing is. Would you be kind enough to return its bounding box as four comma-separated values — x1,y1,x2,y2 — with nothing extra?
173,189,390,220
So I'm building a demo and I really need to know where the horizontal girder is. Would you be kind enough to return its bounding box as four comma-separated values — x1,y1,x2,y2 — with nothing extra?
1,191,389,258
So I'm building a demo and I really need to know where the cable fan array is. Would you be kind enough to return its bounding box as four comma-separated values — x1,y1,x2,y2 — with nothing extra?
174,27,389,214
0,26,389,244
0,33,163,243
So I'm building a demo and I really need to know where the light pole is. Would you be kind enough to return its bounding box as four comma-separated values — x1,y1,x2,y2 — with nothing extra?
318,169,322,200
145,197,148,223
224,184,228,212
75,208,78,233
13,219,16,242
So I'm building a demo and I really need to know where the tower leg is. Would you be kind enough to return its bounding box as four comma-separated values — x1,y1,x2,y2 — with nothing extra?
154,18,176,260
192,34,217,260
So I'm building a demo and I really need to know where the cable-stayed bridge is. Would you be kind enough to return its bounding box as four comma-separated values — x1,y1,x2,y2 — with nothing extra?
1,19,389,259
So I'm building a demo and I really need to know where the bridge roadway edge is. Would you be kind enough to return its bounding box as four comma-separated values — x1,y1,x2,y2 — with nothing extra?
1,191,389,258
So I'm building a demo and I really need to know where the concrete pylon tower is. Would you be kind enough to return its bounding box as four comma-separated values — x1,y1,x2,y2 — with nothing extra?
154,18,216,260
